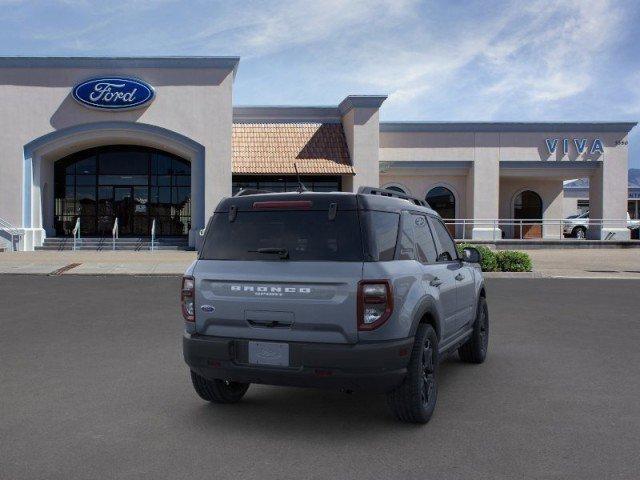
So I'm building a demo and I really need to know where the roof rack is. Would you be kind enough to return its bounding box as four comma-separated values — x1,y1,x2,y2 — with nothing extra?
357,186,429,207
233,188,273,197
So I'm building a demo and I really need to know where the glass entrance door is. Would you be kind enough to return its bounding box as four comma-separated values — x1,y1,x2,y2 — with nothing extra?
112,187,149,236
114,187,133,236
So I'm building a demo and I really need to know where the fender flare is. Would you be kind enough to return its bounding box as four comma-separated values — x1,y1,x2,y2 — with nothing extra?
409,295,443,340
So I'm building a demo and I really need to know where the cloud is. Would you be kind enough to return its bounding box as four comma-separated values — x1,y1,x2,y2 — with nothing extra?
482,0,621,103
338,0,625,117
187,0,420,58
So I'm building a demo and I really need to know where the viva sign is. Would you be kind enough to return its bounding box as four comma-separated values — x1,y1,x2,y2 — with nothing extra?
72,77,155,110
545,137,604,156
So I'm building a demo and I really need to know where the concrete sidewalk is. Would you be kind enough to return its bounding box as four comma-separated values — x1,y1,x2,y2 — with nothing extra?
0,248,639,278
0,251,196,275
520,249,640,279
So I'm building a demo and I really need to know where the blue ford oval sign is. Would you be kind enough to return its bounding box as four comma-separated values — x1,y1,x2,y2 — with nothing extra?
72,77,155,110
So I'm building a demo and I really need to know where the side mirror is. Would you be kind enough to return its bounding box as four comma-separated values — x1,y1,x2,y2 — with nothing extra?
462,247,482,264
436,251,452,262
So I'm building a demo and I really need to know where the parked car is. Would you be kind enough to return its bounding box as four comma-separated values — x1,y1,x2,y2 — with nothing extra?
563,211,589,239
181,187,488,423
564,211,639,239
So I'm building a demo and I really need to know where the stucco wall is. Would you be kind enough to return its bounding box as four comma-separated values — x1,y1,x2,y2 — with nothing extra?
380,131,474,161
0,62,234,242
562,196,581,217
380,173,468,219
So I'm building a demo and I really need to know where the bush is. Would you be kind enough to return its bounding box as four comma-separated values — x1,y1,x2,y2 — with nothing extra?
456,243,498,272
456,244,533,272
495,250,532,272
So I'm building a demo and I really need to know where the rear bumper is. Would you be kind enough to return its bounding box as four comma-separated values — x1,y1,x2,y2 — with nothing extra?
183,333,413,393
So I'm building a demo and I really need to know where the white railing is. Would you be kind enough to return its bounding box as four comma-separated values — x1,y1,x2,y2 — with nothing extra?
0,217,23,252
441,218,636,241
112,218,119,251
72,217,81,251
150,218,156,252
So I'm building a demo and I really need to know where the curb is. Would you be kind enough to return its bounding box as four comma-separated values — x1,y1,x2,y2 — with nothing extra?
482,272,536,278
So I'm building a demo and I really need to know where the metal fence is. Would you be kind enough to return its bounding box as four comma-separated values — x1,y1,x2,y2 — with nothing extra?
0,217,24,251
442,218,637,241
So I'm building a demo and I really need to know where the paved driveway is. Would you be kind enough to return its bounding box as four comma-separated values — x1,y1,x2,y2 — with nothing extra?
1,276,639,480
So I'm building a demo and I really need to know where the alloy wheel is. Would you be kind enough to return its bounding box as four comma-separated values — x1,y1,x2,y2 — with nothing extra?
421,339,436,406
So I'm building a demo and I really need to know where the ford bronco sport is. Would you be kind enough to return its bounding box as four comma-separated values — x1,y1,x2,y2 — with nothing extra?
182,187,488,423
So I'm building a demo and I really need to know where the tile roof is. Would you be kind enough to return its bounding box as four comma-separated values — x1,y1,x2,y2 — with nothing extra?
232,123,354,175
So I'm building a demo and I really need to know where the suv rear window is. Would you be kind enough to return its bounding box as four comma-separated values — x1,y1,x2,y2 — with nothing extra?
199,210,363,261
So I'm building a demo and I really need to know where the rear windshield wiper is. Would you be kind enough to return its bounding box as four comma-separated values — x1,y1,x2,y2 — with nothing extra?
248,247,290,259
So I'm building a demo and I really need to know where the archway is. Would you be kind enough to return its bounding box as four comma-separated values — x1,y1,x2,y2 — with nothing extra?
22,121,205,249
513,190,543,238
426,186,456,237
53,146,191,237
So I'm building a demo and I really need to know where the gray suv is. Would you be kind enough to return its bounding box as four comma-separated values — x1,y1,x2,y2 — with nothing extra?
182,187,488,423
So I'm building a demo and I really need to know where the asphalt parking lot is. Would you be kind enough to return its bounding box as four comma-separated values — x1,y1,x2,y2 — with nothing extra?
1,276,640,480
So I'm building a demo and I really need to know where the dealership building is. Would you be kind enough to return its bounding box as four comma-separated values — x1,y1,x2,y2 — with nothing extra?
0,56,636,250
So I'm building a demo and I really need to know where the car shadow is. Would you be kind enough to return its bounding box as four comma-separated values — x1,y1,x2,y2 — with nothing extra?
181,354,471,435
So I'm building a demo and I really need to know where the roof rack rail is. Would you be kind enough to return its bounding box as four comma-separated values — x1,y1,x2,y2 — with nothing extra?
357,186,429,207
233,188,273,197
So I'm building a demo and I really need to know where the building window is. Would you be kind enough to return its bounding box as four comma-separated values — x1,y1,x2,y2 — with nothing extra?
425,186,455,219
577,200,590,214
426,186,456,237
629,200,639,220
54,146,191,237
514,190,543,220
513,190,543,239
231,176,341,195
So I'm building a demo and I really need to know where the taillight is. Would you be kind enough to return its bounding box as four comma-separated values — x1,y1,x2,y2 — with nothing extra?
181,276,195,322
357,280,393,331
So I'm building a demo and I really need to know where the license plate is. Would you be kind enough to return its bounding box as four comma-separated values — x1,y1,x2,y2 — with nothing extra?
248,341,290,367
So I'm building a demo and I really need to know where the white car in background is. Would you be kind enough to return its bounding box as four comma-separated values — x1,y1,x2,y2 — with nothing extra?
563,211,640,239
563,211,589,239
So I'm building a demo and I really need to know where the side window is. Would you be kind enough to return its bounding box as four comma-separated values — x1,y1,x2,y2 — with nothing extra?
428,216,458,262
397,211,415,260
365,211,399,261
412,214,438,264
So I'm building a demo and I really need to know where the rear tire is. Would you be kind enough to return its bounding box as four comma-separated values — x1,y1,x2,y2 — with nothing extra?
190,370,250,404
574,226,586,239
386,324,438,424
458,297,489,364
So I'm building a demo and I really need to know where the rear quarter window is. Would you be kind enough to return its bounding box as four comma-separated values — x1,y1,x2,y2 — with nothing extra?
361,211,400,261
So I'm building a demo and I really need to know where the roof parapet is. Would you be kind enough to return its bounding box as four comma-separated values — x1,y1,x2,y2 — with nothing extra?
338,95,387,116
380,121,638,133
233,106,341,123
0,56,241,77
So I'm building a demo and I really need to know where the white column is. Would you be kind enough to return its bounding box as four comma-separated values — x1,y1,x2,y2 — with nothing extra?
340,96,386,192
189,150,206,249
471,133,501,240
588,138,630,240
20,154,46,250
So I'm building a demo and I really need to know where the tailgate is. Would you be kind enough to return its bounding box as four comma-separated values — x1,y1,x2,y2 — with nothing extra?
194,260,363,344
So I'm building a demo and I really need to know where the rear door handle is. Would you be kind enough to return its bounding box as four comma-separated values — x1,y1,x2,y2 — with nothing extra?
455,273,465,281
429,277,443,287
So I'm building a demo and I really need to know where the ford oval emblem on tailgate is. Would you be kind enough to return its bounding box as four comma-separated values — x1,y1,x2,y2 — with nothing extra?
200,305,215,313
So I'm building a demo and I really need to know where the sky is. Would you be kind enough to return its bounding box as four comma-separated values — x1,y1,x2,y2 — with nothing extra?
1,0,639,168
